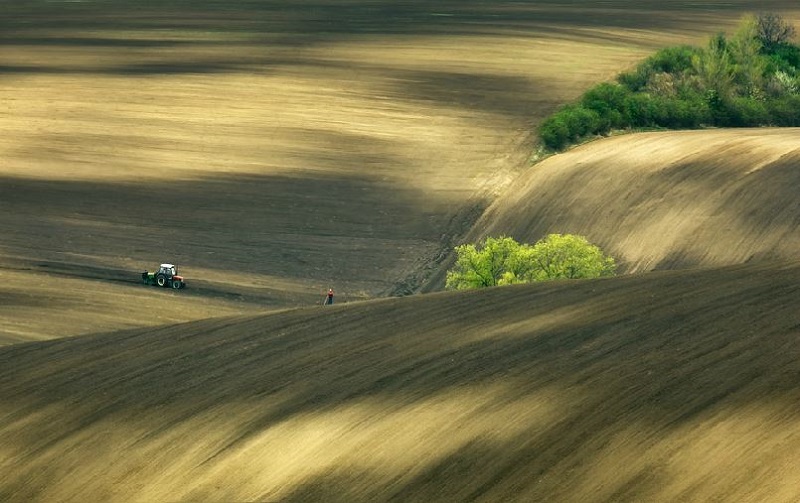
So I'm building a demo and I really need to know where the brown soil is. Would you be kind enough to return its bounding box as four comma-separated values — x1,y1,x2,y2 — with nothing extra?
420,128,800,291
2,1,800,501
2,262,800,501
5,0,789,342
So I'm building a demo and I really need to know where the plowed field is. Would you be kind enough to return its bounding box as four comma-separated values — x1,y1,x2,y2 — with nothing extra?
444,128,800,277
2,1,800,501
7,1,794,342
3,262,800,501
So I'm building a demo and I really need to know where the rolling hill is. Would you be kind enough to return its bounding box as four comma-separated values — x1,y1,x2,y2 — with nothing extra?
5,0,791,342
3,1,800,501
2,261,800,501
422,128,800,291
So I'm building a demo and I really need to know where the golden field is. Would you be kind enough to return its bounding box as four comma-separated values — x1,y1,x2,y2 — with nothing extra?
2,1,800,501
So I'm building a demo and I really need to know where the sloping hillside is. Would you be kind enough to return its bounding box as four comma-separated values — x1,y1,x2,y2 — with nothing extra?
5,1,793,343
425,129,800,283
2,261,800,502
4,2,800,500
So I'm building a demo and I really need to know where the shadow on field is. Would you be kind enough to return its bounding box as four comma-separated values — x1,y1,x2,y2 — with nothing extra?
454,133,800,280
201,268,800,455
0,162,475,296
387,69,541,120
277,433,666,502
0,290,75,310
647,150,800,270
0,0,760,81
1,0,742,46
1,263,800,499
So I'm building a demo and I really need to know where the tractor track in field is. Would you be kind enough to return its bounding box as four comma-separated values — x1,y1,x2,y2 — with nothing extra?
0,256,285,305
0,257,141,285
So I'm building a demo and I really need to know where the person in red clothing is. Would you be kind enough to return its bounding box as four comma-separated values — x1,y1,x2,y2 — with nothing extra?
325,288,334,305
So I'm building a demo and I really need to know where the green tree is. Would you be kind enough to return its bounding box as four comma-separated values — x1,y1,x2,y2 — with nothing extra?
693,33,736,100
730,15,765,97
528,234,617,281
445,235,616,290
445,236,523,290
539,13,800,151
757,12,796,51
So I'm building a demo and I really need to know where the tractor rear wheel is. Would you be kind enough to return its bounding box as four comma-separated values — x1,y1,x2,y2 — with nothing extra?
156,274,167,287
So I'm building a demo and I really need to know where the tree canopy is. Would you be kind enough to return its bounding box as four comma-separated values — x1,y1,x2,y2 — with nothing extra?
540,12,800,151
445,234,616,290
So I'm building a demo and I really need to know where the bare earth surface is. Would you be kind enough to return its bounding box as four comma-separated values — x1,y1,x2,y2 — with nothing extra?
6,0,793,342
2,1,800,501
438,129,800,277
2,263,800,501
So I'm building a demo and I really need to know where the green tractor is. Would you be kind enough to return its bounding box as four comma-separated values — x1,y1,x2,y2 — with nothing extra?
142,263,185,289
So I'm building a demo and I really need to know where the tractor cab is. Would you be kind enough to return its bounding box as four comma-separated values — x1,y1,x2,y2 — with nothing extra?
159,264,177,277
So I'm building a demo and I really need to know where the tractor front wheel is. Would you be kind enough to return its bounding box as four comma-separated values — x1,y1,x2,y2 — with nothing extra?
156,274,167,287
172,280,182,290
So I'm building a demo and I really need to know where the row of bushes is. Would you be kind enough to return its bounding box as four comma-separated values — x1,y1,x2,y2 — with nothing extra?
540,14,800,151
541,86,800,150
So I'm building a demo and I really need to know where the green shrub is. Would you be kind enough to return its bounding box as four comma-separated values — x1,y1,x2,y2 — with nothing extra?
561,105,602,139
618,46,700,92
539,115,571,150
774,70,799,94
723,97,769,126
581,83,630,131
767,95,800,125
539,105,604,149
539,13,799,151
764,44,800,74
648,45,700,74
730,15,766,95
445,236,522,290
618,66,651,93
623,93,658,127
773,44,800,68
664,96,711,128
